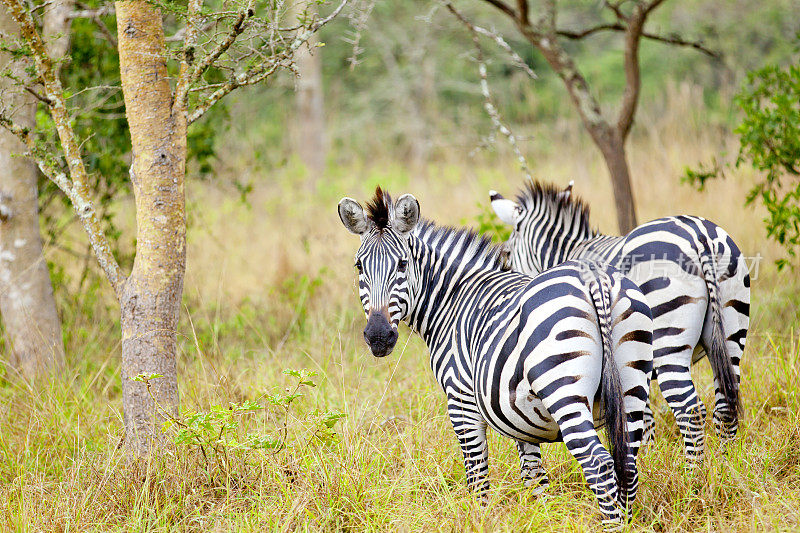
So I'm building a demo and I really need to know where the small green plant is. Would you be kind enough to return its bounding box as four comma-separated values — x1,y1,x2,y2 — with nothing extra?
469,202,511,243
132,368,345,482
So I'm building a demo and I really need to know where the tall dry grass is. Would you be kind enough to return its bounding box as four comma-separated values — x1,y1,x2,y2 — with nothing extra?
0,81,797,532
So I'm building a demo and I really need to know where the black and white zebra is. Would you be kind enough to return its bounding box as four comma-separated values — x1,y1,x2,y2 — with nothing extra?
489,180,750,463
338,188,654,525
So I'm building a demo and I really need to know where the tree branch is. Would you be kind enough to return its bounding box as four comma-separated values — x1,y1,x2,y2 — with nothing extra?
3,0,125,296
173,0,205,113
515,0,528,25
617,4,645,140
187,0,348,125
481,0,517,21
443,0,533,180
442,0,535,79
557,24,719,59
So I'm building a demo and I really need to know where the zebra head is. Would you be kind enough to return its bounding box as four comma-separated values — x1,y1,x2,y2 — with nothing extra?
490,180,593,274
338,187,420,357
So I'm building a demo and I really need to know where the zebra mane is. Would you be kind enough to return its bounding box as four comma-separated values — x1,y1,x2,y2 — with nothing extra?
517,180,597,239
366,186,391,229
413,219,506,271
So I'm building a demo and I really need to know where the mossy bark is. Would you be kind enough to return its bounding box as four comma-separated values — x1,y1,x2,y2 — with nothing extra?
115,0,186,454
0,11,66,380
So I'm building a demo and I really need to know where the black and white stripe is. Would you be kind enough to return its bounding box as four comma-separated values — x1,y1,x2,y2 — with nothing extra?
491,181,750,463
338,188,654,525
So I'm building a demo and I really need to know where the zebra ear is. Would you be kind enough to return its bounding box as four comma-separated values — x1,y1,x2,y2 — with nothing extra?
490,190,520,226
394,194,420,235
558,180,574,201
338,197,369,235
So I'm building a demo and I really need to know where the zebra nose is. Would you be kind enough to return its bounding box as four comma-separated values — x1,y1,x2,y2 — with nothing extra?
363,310,397,357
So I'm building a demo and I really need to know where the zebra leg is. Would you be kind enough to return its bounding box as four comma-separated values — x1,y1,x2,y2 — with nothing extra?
712,271,749,441
515,441,549,494
556,410,622,527
641,402,655,448
654,347,706,465
448,404,490,493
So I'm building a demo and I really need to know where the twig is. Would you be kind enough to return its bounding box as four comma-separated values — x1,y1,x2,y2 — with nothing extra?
443,1,535,79
443,0,533,180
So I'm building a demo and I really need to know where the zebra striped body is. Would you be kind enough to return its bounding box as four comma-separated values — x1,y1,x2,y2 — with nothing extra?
491,181,751,463
338,189,654,525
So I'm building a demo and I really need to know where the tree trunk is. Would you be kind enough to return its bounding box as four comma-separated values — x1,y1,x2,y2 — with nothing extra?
292,1,326,179
0,11,66,380
520,26,639,234
42,0,72,68
115,0,185,454
593,127,638,234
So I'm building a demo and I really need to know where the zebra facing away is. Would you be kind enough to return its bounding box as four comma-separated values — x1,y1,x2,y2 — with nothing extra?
338,187,654,526
489,180,751,463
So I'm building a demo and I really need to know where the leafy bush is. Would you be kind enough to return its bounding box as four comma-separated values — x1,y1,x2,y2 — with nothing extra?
132,369,345,482
685,62,800,268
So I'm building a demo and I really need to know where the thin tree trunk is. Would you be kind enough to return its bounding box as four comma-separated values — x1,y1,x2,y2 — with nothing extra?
292,1,326,178
0,10,66,380
115,0,186,454
594,128,638,234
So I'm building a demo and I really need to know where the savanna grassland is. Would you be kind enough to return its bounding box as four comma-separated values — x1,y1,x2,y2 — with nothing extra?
1,77,800,533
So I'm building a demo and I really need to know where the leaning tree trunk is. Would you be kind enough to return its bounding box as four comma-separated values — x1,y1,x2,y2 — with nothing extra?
292,1,326,178
115,0,186,454
0,11,66,380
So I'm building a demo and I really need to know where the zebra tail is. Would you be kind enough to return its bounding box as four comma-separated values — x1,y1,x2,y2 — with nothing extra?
585,265,631,497
699,252,742,424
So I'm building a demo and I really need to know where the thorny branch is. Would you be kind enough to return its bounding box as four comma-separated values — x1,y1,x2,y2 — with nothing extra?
186,0,348,124
442,0,533,180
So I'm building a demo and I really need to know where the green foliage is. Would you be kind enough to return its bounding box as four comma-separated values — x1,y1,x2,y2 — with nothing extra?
469,202,511,244
38,7,224,272
132,369,345,482
685,62,800,268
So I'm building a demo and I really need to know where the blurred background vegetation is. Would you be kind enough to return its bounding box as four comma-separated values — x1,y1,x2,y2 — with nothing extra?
1,1,800,529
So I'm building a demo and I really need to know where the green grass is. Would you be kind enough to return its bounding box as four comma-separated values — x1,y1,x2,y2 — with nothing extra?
2,89,800,530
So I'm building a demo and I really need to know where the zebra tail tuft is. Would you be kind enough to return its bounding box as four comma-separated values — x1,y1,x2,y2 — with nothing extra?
700,252,742,425
584,264,631,497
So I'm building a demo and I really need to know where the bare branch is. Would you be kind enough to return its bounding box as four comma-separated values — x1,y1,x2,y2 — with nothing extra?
639,31,719,58
67,6,114,19
186,0,255,88
515,0,528,25
557,24,719,58
443,1,535,79
24,85,53,105
187,0,348,124
91,12,117,46
617,4,645,140
173,0,205,113
345,0,377,70
557,23,624,40
445,0,532,180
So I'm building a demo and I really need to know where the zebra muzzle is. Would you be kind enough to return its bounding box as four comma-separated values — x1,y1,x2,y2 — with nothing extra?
363,310,398,357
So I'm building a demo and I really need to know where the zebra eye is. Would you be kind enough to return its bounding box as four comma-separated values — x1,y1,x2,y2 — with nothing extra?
397,259,408,273
355,260,363,273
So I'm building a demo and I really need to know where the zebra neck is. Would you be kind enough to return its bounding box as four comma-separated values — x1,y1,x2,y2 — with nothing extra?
405,236,498,348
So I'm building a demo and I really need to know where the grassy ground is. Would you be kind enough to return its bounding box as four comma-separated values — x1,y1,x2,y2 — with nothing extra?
1,85,799,531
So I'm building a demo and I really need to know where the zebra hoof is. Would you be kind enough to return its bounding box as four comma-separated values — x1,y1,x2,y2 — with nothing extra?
523,477,549,496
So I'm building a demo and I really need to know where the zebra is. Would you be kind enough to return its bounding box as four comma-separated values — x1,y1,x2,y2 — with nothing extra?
338,187,654,526
489,180,750,463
